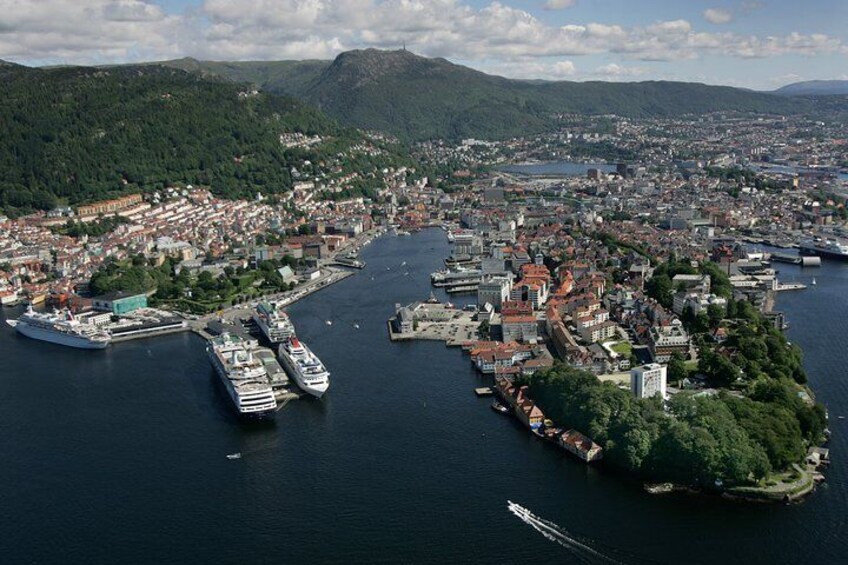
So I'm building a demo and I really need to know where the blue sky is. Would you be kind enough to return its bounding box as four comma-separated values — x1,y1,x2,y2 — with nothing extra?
1,0,846,89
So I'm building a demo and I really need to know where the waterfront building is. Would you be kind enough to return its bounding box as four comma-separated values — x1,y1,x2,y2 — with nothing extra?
631,363,667,399
478,275,513,311
92,291,148,315
392,304,415,335
558,429,604,462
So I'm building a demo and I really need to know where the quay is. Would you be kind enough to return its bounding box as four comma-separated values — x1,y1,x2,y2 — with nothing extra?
110,321,189,342
388,300,481,347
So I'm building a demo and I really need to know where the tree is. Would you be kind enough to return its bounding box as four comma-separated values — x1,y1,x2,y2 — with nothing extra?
645,273,673,308
706,304,725,330
667,353,687,385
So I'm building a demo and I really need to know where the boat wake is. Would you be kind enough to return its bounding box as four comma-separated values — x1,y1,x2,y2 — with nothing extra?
507,501,622,564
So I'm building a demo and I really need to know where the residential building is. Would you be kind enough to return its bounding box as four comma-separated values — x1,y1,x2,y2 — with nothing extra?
631,363,668,399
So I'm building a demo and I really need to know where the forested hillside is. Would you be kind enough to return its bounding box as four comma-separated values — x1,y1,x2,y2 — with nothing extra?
0,64,342,216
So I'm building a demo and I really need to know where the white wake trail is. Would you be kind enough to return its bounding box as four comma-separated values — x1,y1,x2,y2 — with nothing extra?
507,501,622,564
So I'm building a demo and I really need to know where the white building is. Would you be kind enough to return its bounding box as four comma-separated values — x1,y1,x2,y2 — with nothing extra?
631,363,667,400
478,275,513,310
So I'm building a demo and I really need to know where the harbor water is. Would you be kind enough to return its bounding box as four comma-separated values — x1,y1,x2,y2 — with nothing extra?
1,229,846,564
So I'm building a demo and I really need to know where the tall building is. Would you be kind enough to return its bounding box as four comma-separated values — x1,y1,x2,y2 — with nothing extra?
631,364,667,399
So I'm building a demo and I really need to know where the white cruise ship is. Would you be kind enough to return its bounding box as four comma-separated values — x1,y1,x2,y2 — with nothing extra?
278,337,330,398
206,333,278,418
252,302,296,344
7,307,111,349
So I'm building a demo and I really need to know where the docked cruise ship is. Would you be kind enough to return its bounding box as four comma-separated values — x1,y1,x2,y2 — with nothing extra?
799,237,848,260
7,307,111,349
252,302,296,344
278,337,330,398
206,333,278,418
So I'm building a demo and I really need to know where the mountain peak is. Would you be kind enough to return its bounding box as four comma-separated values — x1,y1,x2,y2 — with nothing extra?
327,48,447,87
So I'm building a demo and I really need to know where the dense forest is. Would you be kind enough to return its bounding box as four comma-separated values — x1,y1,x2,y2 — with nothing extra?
526,357,824,488
0,63,387,217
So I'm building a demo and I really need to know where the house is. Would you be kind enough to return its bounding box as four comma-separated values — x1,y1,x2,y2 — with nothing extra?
558,429,604,462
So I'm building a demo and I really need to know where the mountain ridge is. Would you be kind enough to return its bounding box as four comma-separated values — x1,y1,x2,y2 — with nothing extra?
152,49,807,141
775,80,848,97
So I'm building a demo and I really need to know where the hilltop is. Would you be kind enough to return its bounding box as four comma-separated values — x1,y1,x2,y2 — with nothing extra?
775,80,848,97
160,49,807,141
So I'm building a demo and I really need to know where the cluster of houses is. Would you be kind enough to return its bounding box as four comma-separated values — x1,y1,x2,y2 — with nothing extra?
494,375,604,463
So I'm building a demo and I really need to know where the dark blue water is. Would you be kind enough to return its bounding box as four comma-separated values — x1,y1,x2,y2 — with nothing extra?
496,161,617,176
1,230,845,564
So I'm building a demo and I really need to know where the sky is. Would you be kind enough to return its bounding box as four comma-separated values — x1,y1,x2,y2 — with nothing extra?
1,0,846,89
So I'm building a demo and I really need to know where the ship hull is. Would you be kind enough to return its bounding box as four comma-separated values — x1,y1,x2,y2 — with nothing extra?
799,244,848,260
206,347,277,419
277,348,330,398
252,311,294,344
15,322,110,349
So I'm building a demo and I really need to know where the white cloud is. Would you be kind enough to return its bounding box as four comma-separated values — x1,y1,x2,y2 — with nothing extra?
103,1,165,22
0,0,843,84
543,0,577,9
704,8,734,25
593,63,647,78
552,60,577,75
477,59,576,80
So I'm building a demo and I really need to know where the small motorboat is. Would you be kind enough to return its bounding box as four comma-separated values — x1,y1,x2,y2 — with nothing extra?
326,320,333,326
491,400,510,414
812,277,817,286
353,323,360,329
226,453,242,460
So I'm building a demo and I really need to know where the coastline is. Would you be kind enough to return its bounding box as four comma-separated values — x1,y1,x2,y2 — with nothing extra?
394,231,829,505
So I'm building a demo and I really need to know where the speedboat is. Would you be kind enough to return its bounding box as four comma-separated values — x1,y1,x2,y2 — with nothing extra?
491,400,510,414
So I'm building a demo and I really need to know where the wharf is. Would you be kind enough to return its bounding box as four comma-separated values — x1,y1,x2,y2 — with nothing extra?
475,387,494,397
387,303,481,347
110,323,189,342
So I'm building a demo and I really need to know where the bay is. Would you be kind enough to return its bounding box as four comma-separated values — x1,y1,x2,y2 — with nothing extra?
0,229,845,564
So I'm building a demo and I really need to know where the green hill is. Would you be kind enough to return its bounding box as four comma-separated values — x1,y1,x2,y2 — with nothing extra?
160,49,807,141
0,63,350,216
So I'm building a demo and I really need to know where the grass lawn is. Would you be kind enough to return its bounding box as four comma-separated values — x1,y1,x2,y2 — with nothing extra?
611,341,632,356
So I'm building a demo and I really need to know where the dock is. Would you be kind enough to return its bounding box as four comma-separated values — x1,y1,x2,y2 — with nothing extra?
474,387,494,397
